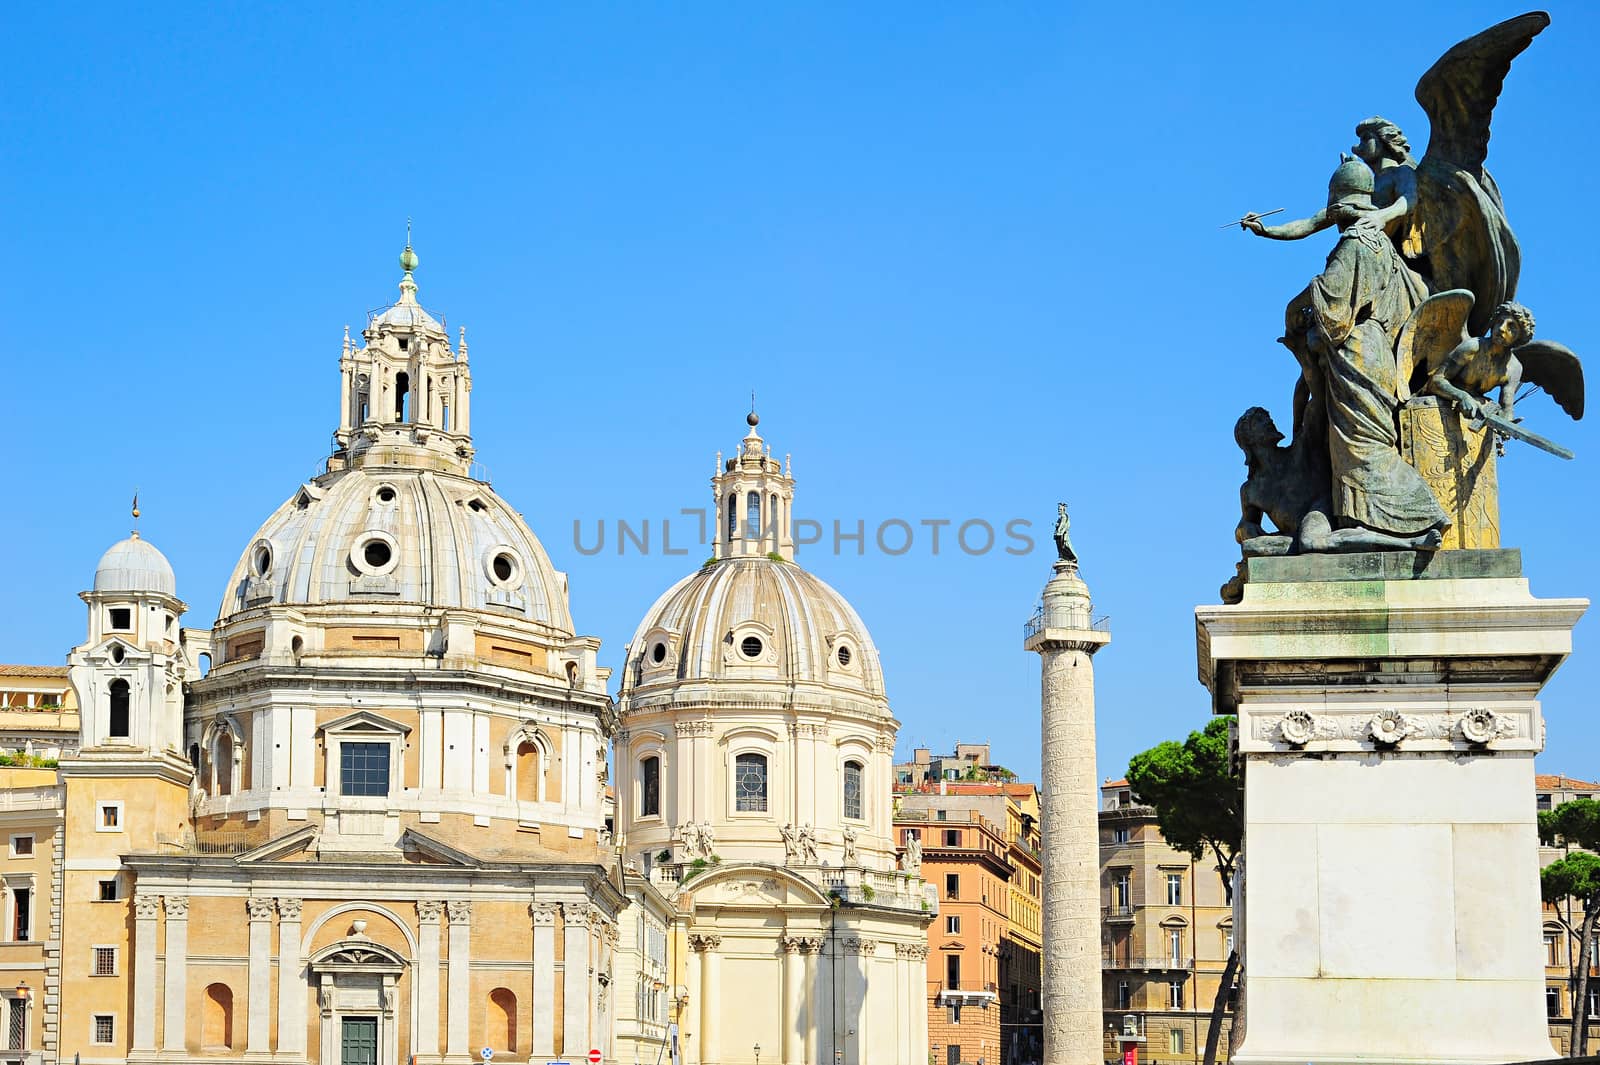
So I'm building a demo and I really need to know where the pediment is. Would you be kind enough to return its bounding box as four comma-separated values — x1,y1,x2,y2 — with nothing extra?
683,864,828,908
398,828,482,868
236,824,320,864
317,710,412,736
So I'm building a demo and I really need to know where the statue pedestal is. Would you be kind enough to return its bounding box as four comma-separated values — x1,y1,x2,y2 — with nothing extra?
1197,551,1586,1065
1399,396,1500,550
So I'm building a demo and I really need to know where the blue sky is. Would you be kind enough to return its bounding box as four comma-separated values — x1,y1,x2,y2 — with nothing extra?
3,3,1597,785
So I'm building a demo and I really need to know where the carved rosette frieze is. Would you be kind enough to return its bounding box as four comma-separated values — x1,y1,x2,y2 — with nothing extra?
416,899,445,922
133,895,162,921
1368,708,1422,746
276,897,303,920
529,902,558,927
246,896,276,921
1457,706,1516,745
1275,710,1318,746
446,900,473,925
687,932,723,953
1241,702,1535,755
162,895,189,919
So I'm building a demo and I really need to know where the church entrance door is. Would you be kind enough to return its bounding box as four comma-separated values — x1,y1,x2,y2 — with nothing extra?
341,1016,379,1065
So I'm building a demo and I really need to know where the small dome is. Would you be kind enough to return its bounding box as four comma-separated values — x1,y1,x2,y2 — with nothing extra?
217,466,574,632
372,299,443,332
94,535,177,596
624,557,886,707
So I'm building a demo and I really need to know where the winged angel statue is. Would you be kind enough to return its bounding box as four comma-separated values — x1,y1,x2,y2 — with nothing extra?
1227,12,1583,573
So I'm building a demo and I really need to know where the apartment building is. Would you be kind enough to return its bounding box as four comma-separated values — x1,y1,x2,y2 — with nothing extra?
1540,773,1600,1056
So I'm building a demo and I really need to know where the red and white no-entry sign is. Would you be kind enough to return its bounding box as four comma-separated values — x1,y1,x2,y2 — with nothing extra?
587,1051,602,1065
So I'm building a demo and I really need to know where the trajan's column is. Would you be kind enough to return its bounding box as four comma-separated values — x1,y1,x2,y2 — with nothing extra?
1025,504,1110,1065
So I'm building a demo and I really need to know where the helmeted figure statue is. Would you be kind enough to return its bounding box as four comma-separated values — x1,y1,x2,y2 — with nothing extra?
1053,502,1077,564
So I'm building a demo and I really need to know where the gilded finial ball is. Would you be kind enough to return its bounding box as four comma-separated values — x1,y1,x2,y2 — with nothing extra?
747,411,760,427
399,245,419,273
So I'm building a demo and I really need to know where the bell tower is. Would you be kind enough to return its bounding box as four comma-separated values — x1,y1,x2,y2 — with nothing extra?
332,239,475,476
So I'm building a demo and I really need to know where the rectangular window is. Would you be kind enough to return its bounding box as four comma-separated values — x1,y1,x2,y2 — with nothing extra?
734,752,768,813
1111,827,1129,844
944,829,961,847
97,878,119,902
1169,979,1184,1010
947,1005,960,1025
1170,1029,1185,1054
8,836,32,858
843,761,863,821
1546,932,1561,966
107,608,131,631
339,742,391,797
98,803,122,831
1166,872,1183,905
1116,980,1131,1010
946,955,960,990
945,874,959,900
1113,871,1130,909
5,997,24,1051
1548,986,1562,1018
947,1046,961,1065
1225,930,1235,957
639,755,660,818
1589,986,1600,1020
936,809,947,821
946,915,961,935
1537,793,1553,810
92,1014,115,1044
1169,928,1183,966
11,889,29,942
93,946,117,976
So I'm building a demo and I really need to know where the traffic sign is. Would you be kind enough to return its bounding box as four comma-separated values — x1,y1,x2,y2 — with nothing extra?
587,1051,602,1064
481,1050,494,1061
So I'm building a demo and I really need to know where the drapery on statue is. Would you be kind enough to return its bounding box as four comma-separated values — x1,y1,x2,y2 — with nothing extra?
1224,11,1583,564
1053,502,1077,564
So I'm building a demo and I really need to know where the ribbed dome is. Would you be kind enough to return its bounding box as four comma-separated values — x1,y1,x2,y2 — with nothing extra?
94,535,177,596
624,557,886,705
217,466,573,631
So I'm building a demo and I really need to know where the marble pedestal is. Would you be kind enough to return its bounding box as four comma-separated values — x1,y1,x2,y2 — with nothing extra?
1196,550,1587,1065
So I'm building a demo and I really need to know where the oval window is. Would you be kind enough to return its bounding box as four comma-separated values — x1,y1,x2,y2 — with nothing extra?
376,485,397,504
492,553,515,583
110,644,125,664
837,645,852,667
252,544,272,577
740,635,764,659
651,642,667,664
363,540,393,569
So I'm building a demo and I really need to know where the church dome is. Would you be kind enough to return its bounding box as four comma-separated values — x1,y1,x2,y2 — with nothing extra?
623,556,886,706
215,466,574,632
94,535,177,596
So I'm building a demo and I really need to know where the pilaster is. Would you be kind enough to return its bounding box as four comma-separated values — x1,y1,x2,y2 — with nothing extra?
416,900,443,1061
275,897,305,1058
530,903,558,1057
445,899,472,1061
131,894,160,1052
245,895,275,1056
161,895,189,1053
562,904,593,1056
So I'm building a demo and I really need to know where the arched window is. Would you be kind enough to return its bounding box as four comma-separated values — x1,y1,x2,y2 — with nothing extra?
726,493,737,539
516,741,541,803
640,755,661,817
215,731,234,796
202,983,234,1049
107,680,130,740
735,753,768,813
843,760,864,821
487,988,517,1052
395,371,411,421
746,492,761,541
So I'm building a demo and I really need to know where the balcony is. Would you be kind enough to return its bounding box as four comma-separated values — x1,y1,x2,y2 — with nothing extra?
1103,904,1134,922
936,982,999,1009
1102,953,1194,972
1023,605,1113,641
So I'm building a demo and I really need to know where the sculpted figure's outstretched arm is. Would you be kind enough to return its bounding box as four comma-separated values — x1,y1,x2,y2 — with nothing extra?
1244,207,1333,241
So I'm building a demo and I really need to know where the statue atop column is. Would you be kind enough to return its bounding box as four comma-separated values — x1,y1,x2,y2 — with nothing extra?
1053,502,1077,565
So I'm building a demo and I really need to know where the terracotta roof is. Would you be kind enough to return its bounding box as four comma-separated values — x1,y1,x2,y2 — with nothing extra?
1536,774,1600,792
1102,778,1129,788
0,665,68,678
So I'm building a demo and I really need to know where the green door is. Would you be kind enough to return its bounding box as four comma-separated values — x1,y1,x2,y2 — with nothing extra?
341,1017,378,1065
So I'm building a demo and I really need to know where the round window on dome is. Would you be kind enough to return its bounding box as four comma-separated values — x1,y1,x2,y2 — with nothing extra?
252,544,273,577
375,485,398,504
651,642,667,664
486,549,523,589
837,645,852,668
364,540,392,569
351,533,399,577
740,635,764,659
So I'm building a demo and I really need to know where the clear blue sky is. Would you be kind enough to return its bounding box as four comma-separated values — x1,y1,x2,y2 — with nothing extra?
3,2,1597,785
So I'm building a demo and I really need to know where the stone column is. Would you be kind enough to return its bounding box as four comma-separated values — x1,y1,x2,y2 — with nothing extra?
841,938,875,1064
162,896,189,1052
689,933,721,1065
275,898,304,1059
446,900,472,1060
530,903,558,1056
246,896,275,1055
416,901,443,1060
132,894,161,1052
781,936,805,1065
1025,560,1109,1065
908,943,930,1064
801,939,822,1065
562,904,593,1056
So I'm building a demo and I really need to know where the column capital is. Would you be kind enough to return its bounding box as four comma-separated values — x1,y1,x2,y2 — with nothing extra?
133,894,162,921
562,902,595,928
840,936,878,956
895,942,930,960
687,932,722,953
781,934,825,955
246,896,276,921
446,899,473,925
529,901,559,926
161,895,189,919
277,897,303,920
416,899,445,923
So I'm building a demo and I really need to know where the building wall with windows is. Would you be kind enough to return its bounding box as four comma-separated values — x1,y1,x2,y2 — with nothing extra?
1538,773,1600,1056
0,666,78,762
1098,779,1233,1065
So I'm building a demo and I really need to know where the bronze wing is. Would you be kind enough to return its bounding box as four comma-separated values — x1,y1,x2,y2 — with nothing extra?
1515,340,1584,420
1415,11,1549,180
1395,289,1474,402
